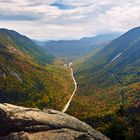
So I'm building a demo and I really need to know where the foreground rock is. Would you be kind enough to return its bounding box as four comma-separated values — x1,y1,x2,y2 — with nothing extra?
0,103,109,140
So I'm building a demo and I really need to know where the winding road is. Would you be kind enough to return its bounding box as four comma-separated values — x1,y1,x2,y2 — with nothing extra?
62,63,77,113
62,61,123,113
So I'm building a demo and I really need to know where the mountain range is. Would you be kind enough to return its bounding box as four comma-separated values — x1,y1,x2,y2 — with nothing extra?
0,27,140,140
41,33,121,58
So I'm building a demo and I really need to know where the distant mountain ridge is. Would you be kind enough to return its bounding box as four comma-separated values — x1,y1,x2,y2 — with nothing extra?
32,39,48,47
42,33,121,58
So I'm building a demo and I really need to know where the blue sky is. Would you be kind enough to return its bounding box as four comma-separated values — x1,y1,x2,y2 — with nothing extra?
0,0,140,40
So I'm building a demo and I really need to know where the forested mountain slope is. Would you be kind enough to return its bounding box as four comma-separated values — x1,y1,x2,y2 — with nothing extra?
0,29,73,110
0,29,54,64
69,26,140,114
74,26,140,87
67,27,140,139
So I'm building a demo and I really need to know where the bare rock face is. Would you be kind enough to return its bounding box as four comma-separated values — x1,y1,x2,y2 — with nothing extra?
0,103,110,140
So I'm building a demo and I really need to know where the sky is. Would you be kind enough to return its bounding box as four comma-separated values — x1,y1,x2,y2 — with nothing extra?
0,0,140,40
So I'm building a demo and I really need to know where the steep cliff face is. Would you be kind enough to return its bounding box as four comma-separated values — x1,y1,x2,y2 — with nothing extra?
0,103,110,140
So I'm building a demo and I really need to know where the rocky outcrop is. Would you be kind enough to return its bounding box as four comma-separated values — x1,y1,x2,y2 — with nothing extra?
0,103,110,140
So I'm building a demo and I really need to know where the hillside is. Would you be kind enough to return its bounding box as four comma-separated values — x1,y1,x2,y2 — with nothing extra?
74,26,140,87
0,29,74,110
43,33,120,58
0,29,54,64
66,27,140,139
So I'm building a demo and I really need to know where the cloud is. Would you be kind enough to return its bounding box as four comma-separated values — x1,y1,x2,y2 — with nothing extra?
0,11,41,21
51,2,77,10
0,0,15,3
0,0,140,40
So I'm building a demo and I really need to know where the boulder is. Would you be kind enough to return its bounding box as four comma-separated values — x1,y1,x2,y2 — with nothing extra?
0,103,110,140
